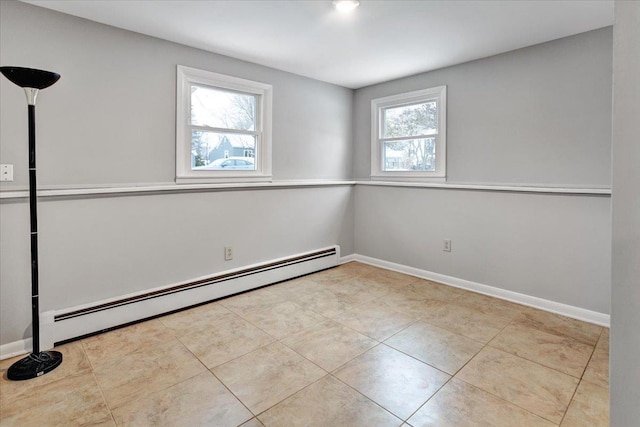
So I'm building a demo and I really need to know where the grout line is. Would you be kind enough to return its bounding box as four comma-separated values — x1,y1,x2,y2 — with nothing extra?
445,375,561,426
402,374,453,424
280,267,585,423
89,323,211,414
166,323,214,374
173,325,276,372
557,328,607,425
450,322,576,426
431,308,573,424
79,340,118,425
441,309,516,378
58,264,604,426
485,326,597,380
558,385,580,427
181,286,336,417
379,340,456,378
377,318,421,343
328,365,405,424
218,286,331,338
251,374,330,420
276,319,378,375
283,269,542,422
208,368,255,422
223,288,425,422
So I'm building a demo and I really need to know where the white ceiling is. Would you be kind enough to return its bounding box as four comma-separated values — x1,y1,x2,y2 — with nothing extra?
24,0,614,89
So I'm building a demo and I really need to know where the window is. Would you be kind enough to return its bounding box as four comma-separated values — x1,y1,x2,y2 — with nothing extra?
176,65,272,182
371,86,446,180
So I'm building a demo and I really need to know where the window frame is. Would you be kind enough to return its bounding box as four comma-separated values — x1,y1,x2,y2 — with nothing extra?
176,65,272,183
370,86,447,181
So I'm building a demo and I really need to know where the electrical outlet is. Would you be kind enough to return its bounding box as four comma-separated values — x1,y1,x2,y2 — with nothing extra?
0,164,13,182
443,239,452,252
224,246,233,261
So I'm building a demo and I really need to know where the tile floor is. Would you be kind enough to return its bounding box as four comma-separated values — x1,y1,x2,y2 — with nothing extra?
0,262,609,426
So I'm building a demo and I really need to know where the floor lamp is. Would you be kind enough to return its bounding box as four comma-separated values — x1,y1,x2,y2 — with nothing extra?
1,66,63,380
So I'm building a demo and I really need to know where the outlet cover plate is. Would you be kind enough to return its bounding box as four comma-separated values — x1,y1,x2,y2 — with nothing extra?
0,164,14,182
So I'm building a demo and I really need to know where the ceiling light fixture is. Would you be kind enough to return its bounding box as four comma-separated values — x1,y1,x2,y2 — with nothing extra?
334,0,360,13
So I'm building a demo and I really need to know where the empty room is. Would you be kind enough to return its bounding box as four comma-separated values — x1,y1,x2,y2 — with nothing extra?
0,0,638,426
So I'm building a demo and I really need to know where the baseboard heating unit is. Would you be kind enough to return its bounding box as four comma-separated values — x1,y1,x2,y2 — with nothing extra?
50,245,340,346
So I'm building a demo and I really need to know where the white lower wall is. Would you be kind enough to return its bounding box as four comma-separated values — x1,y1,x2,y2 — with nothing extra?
355,185,611,315
2,182,612,349
0,185,354,346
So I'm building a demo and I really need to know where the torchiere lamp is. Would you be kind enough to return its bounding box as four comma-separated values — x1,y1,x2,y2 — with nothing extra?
1,66,63,380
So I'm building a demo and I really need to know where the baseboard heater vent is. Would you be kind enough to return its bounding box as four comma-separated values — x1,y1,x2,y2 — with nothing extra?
52,246,339,345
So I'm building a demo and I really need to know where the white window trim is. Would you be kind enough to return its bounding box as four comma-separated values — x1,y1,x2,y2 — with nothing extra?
176,65,272,183
370,86,447,181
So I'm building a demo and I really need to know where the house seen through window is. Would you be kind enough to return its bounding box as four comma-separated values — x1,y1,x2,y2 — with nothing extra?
190,85,256,170
176,66,272,182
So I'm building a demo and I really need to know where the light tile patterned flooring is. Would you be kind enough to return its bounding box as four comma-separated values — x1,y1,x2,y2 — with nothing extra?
0,262,609,426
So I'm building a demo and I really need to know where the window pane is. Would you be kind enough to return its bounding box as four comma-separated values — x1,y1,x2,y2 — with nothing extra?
190,85,256,131
191,130,256,171
382,101,437,138
383,138,436,171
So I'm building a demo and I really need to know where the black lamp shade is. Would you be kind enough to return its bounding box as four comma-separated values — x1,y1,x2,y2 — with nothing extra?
0,66,60,89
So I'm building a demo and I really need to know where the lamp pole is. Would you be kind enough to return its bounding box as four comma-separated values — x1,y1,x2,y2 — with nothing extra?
1,66,63,380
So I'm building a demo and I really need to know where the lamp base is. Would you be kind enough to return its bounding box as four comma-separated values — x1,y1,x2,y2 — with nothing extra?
7,351,63,381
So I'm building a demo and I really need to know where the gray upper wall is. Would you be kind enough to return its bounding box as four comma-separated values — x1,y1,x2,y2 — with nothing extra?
1,0,612,188
0,0,353,186
353,27,613,187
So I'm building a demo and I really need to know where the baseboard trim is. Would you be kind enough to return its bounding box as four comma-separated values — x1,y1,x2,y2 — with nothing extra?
0,338,30,361
353,254,610,327
339,254,357,264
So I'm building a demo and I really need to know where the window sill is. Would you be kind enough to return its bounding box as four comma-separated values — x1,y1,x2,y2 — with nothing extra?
370,174,446,182
175,175,272,185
